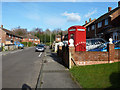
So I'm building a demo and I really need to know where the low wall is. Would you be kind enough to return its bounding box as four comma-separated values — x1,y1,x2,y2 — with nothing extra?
4,45,18,51
57,45,69,67
74,51,108,61
115,49,120,60
57,43,120,68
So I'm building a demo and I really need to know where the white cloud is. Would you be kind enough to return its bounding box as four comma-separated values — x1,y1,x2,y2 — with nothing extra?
62,12,81,22
85,9,97,18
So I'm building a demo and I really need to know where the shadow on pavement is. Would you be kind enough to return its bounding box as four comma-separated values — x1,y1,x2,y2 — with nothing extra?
22,84,32,90
47,52,67,68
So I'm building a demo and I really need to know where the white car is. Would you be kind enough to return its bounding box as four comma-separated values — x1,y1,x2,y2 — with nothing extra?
86,38,106,51
35,44,45,52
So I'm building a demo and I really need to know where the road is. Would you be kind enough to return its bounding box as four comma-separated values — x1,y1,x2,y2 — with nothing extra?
2,47,45,88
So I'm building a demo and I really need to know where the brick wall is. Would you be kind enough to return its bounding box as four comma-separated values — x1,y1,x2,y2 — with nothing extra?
57,45,69,67
57,43,120,68
115,49,120,60
74,51,108,61
0,28,6,45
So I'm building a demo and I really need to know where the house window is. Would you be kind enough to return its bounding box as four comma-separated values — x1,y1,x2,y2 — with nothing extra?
38,39,39,41
29,39,31,41
98,22,102,28
9,35,11,38
35,39,37,41
87,27,90,31
105,19,108,25
32,39,34,41
92,25,95,30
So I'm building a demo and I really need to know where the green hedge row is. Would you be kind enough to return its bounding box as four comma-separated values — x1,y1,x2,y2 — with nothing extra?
21,42,37,47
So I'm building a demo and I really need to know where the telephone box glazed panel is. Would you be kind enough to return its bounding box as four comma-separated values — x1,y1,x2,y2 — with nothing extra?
68,26,86,51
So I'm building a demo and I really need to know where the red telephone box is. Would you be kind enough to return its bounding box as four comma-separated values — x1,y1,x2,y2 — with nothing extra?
68,25,86,51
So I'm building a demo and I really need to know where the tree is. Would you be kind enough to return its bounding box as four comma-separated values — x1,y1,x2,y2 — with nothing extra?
12,26,27,36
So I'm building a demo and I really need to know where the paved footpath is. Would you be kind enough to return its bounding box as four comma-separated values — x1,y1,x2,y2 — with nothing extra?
39,48,80,88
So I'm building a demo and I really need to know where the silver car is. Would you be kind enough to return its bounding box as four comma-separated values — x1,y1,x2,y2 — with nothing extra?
86,38,106,51
35,44,45,52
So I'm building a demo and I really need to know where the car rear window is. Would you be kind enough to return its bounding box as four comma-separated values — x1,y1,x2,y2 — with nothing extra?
37,45,44,47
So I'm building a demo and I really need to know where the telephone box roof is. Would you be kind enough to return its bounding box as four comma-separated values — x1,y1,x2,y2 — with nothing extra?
68,25,86,29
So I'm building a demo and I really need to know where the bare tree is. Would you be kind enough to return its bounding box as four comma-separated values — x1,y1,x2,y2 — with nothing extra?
12,26,27,36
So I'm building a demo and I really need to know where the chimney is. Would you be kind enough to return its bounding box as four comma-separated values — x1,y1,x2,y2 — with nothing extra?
108,7,112,12
85,21,87,24
89,18,91,22
1,25,3,28
118,1,120,7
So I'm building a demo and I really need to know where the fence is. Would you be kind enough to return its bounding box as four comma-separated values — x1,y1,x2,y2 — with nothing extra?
3,44,18,51
57,43,120,68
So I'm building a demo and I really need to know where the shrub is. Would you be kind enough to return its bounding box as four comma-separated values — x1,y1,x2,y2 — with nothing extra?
28,42,33,47
21,42,27,47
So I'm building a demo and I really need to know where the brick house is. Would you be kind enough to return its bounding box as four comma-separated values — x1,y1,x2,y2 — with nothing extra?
83,1,120,41
0,25,23,46
22,33,40,45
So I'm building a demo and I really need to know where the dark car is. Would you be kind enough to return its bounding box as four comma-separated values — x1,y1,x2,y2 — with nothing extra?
35,44,45,52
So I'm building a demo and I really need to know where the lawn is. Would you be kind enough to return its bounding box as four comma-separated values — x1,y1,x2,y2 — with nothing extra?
69,62,120,89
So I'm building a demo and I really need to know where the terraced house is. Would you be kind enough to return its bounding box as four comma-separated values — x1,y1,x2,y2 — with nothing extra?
22,33,40,45
0,25,23,46
83,1,120,41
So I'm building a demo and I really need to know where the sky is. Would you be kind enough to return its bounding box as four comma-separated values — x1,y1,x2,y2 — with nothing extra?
1,1,119,31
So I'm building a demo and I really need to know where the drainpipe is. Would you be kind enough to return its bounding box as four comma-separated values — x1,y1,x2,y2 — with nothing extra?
94,22,97,38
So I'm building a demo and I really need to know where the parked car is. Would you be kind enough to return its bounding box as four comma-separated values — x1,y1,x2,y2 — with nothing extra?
35,44,45,52
42,44,46,49
89,40,120,52
14,41,24,49
86,38,106,51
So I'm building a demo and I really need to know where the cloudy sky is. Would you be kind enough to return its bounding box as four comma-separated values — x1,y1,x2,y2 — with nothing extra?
1,1,118,31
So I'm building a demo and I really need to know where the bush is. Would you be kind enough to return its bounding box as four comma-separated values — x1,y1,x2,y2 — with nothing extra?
34,43,37,46
1,46,5,51
28,42,33,47
21,42,27,47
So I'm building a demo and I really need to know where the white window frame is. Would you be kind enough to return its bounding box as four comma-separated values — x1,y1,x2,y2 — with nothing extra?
35,39,37,41
9,35,11,38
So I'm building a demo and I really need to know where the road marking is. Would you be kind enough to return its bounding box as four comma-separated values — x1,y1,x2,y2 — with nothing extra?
38,52,42,57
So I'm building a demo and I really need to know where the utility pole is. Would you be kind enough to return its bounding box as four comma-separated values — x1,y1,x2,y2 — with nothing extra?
50,31,51,46
45,32,46,44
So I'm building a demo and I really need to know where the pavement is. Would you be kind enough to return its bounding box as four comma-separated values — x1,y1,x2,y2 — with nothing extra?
2,47,44,88
1,47,34,56
39,47,80,88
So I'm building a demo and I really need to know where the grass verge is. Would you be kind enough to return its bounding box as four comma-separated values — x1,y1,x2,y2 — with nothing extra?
69,62,120,89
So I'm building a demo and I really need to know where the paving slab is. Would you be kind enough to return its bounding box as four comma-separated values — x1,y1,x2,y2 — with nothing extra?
41,49,80,88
